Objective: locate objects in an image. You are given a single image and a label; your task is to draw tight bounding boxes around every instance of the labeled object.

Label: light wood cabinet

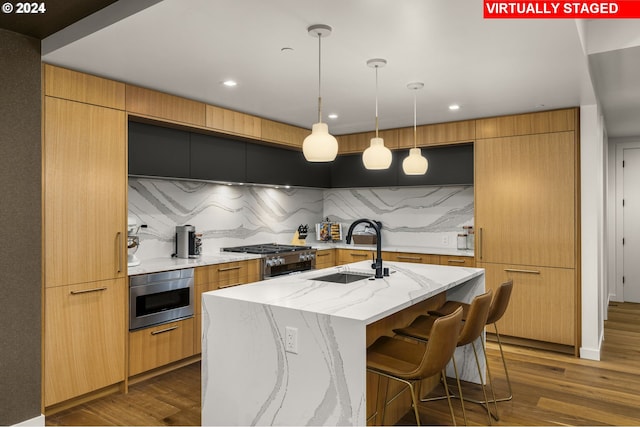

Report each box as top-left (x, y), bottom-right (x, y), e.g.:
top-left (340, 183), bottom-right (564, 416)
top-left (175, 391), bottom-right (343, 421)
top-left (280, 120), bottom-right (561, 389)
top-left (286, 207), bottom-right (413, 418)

top-left (475, 108), bottom-right (577, 139)
top-left (475, 111), bottom-right (579, 349)
top-left (383, 251), bottom-right (440, 264)
top-left (44, 97), bottom-right (127, 288)
top-left (261, 119), bottom-right (308, 148)
top-left (44, 64), bottom-right (125, 109)
top-left (337, 129), bottom-right (399, 154)
top-left (126, 84), bottom-right (206, 126)
top-left (193, 259), bottom-right (261, 353)
top-left (475, 132), bottom-right (576, 268)
top-left (397, 120), bottom-right (475, 148)
top-left (205, 104), bottom-right (261, 138)
top-left (315, 249), bottom-right (336, 269)
top-left (439, 255), bottom-right (475, 267)
top-left (44, 278), bottom-right (126, 407)
top-left (129, 318), bottom-right (195, 376)
top-left (478, 263), bottom-right (576, 346)
top-left (336, 248), bottom-right (375, 265)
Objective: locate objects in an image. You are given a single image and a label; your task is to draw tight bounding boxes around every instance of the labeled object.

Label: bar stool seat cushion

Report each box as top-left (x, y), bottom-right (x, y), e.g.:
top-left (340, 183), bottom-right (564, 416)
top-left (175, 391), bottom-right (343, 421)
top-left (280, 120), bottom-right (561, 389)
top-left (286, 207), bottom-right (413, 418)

top-left (367, 336), bottom-right (427, 379)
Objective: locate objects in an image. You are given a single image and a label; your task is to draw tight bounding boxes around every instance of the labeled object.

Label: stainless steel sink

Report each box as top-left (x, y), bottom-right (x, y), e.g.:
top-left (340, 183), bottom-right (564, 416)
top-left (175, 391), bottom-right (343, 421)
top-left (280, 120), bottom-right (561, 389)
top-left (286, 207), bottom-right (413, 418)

top-left (311, 271), bottom-right (373, 284)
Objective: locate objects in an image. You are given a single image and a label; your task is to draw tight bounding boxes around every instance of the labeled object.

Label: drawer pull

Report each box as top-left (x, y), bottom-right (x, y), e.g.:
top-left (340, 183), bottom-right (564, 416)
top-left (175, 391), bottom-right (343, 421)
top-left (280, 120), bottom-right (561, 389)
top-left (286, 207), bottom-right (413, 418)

top-left (350, 253), bottom-right (368, 257)
top-left (317, 252), bottom-right (330, 257)
top-left (397, 255), bottom-right (422, 261)
top-left (504, 268), bottom-right (541, 275)
top-left (219, 282), bottom-right (242, 289)
top-left (447, 259), bottom-right (466, 264)
top-left (218, 266), bottom-right (242, 272)
top-left (151, 326), bottom-right (178, 335)
top-left (70, 287), bottom-right (107, 295)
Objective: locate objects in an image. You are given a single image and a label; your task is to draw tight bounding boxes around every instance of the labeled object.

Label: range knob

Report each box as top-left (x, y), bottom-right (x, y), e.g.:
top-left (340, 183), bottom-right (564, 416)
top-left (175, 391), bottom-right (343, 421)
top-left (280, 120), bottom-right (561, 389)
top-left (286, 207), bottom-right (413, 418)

top-left (266, 258), bottom-right (277, 267)
top-left (299, 253), bottom-right (308, 261)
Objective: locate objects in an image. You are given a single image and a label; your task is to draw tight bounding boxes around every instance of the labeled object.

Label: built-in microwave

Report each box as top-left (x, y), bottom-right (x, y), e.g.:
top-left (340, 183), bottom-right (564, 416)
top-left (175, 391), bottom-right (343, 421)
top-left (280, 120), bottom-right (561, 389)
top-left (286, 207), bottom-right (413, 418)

top-left (129, 268), bottom-right (194, 330)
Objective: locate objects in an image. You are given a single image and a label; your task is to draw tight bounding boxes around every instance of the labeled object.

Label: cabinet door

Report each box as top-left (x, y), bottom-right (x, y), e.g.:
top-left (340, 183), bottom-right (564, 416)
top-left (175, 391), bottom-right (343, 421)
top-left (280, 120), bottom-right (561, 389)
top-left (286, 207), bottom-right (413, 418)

top-left (128, 121), bottom-right (190, 178)
top-left (475, 132), bottom-right (576, 268)
top-left (315, 249), bottom-right (336, 269)
top-left (129, 317), bottom-right (195, 376)
top-left (190, 132), bottom-right (246, 182)
top-left (44, 278), bottom-right (126, 406)
top-left (44, 97), bottom-right (126, 287)
top-left (478, 262), bottom-right (575, 346)
top-left (337, 249), bottom-right (375, 265)
top-left (384, 252), bottom-right (440, 264)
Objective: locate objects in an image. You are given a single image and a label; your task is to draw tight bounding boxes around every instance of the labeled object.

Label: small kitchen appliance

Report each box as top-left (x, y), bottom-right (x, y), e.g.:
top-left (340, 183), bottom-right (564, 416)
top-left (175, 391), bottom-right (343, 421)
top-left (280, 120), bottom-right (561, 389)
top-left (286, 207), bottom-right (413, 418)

top-left (222, 243), bottom-right (316, 279)
top-left (127, 216), bottom-right (141, 267)
top-left (175, 225), bottom-right (202, 259)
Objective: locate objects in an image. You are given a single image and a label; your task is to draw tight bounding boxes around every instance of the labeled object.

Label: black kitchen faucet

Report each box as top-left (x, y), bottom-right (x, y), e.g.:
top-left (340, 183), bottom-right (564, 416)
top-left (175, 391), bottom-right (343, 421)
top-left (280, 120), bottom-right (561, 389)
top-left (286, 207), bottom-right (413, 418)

top-left (345, 218), bottom-right (387, 279)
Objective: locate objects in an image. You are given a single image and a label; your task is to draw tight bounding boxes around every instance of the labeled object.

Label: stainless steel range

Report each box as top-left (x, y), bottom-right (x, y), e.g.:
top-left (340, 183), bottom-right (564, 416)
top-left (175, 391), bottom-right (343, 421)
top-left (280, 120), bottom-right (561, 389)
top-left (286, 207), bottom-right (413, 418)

top-left (222, 243), bottom-right (316, 278)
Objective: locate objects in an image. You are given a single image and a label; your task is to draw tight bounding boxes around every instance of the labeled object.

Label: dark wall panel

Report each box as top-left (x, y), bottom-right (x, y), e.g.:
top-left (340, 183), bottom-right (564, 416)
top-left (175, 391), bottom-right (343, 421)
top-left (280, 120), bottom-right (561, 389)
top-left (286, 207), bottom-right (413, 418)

top-left (396, 144), bottom-right (474, 186)
top-left (0, 29), bottom-right (42, 425)
top-left (129, 121), bottom-right (190, 178)
top-left (190, 133), bottom-right (246, 182)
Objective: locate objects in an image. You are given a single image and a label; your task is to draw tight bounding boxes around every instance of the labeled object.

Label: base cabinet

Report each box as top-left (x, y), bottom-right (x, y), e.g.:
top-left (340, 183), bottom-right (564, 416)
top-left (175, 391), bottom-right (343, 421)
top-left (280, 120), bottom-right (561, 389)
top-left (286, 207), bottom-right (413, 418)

top-left (44, 278), bottom-right (126, 407)
top-left (315, 249), bottom-right (336, 269)
top-left (129, 318), bottom-right (195, 376)
top-left (478, 262), bottom-right (576, 346)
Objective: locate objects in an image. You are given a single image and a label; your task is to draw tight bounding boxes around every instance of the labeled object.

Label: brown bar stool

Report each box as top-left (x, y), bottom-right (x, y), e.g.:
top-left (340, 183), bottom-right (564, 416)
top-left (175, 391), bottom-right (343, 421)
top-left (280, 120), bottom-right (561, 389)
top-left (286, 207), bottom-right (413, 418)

top-left (430, 280), bottom-right (514, 403)
top-left (367, 307), bottom-right (464, 426)
top-left (394, 289), bottom-right (495, 425)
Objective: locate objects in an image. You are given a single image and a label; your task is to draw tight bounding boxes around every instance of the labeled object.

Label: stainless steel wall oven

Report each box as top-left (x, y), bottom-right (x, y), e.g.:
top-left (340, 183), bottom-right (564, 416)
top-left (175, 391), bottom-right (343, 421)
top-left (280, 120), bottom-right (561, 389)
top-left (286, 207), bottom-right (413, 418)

top-left (129, 268), bottom-right (194, 330)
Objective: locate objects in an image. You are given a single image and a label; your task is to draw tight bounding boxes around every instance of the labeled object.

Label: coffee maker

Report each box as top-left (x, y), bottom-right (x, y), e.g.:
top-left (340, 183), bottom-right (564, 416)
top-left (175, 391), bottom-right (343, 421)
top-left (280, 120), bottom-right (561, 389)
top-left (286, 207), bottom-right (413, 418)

top-left (175, 225), bottom-right (202, 258)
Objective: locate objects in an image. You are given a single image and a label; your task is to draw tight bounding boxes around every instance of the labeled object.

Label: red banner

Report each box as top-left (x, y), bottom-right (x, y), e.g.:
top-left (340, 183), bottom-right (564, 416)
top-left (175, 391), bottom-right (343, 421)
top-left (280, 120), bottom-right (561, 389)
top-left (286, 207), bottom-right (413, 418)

top-left (484, 1), bottom-right (640, 18)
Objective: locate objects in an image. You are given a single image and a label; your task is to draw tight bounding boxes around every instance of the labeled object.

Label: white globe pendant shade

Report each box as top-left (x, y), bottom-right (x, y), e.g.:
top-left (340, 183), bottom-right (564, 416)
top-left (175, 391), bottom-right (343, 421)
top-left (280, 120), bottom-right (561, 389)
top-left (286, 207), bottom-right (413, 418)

top-left (362, 137), bottom-right (392, 170)
top-left (303, 122), bottom-right (338, 162)
top-left (402, 147), bottom-right (429, 175)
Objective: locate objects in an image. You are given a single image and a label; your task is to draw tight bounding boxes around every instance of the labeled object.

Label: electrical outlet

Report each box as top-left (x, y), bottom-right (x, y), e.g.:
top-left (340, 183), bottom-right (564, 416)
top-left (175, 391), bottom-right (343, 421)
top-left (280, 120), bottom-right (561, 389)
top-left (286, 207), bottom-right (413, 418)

top-left (442, 236), bottom-right (449, 246)
top-left (285, 326), bottom-right (298, 354)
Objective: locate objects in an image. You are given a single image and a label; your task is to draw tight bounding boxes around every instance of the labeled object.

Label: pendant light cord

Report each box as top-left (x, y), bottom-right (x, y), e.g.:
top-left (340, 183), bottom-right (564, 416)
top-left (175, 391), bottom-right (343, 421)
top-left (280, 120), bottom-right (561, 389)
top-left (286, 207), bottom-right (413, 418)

top-left (317, 33), bottom-right (323, 124)
top-left (413, 89), bottom-right (417, 149)
top-left (375, 65), bottom-right (379, 138)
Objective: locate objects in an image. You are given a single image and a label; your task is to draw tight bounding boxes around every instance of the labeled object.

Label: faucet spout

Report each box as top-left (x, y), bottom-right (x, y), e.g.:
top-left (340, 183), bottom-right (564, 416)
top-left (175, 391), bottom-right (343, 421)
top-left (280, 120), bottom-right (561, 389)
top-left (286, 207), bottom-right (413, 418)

top-left (345, 218), bottom-right (384, 279)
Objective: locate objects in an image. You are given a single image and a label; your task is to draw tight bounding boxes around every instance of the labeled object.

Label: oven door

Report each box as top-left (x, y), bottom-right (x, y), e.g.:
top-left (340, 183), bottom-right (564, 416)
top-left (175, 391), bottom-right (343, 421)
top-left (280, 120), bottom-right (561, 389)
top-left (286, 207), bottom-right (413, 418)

top-left (129, 269), bottom-right (194, 330)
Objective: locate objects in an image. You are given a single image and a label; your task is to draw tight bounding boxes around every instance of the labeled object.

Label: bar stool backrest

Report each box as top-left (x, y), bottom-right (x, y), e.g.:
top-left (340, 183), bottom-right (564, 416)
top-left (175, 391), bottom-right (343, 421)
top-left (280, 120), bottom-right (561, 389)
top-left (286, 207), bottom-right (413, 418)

top-left (412, 307), bottom-right (464, 380)
top-left (486, 280), bottom-right (513, 325)
top-left (457, 289), bottom-right (493, 346)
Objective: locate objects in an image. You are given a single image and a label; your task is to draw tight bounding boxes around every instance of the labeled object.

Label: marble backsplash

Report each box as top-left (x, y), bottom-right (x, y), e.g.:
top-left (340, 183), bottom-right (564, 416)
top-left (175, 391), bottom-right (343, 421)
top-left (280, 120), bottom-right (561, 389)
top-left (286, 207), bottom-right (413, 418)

top-left (128, 177), bottom-right (474, 260)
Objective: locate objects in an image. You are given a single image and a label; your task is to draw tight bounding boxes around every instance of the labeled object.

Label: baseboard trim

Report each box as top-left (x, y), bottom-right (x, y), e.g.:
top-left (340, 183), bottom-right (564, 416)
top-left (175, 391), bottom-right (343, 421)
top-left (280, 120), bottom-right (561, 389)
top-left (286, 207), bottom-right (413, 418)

top-left (14, 414), bottom-right (44, 426)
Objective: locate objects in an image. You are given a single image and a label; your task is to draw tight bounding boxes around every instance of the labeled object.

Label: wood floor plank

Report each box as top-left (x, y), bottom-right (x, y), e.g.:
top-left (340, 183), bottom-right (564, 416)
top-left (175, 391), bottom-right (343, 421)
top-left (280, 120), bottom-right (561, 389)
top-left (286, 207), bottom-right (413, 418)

top-left (46, 302), bottom-right (640, 426)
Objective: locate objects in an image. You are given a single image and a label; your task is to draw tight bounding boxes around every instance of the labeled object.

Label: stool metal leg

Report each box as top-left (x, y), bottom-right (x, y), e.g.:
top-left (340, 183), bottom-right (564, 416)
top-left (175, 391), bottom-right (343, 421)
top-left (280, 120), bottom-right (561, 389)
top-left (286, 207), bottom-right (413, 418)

top-left (471, 341), bottom-right (493, 425)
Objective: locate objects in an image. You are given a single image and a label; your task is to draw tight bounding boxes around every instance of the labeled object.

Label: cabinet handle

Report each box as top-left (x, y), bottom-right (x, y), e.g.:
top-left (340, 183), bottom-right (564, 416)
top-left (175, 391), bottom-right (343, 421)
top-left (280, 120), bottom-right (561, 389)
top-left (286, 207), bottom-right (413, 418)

top-left (317, 252), bottom-right (330, 257)
top-left (350, 253), bottom-right (368, 257)
top-left (219, 282), bottom-right (242, 289)
top-left (116, 231), bottom-right (123, 273)
top-left (504, 268), bottom-right (541, 275)
top-left (397, 256), bottom-right (422, 261)
top-left (478, 228), bottom-right (483, 260)
top-left (447, 259), bottom-right (466, 264)
top-left (218, 266), bottom-right (242, 272)
top-left (70, 287), bottom-right (107, 295)
top-left (151, 326), bottom-right (178, 335)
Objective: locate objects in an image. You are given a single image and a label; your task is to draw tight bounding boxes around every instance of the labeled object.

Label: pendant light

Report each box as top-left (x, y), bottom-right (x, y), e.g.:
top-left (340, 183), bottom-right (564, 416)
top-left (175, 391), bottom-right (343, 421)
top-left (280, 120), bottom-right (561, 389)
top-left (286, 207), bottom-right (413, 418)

top-left (402, 82), bottom-right (429, 175)
top-left (303, 24), bottom-right (338, 162)
top-left (362, 58), bottom-right (392, 170)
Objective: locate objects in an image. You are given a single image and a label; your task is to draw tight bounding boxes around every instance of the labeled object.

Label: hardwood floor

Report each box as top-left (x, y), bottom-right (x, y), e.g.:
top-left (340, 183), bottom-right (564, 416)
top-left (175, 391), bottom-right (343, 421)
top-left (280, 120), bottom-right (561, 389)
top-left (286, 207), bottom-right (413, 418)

top-left (46, 302), bottom-right (640, 426)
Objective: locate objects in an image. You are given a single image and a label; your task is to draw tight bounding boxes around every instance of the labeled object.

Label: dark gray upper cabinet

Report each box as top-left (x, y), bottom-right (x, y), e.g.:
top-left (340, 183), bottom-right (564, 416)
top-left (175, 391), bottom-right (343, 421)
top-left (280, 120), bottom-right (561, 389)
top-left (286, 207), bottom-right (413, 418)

top-left (128, 121), bottom-right (472, 187)
top-left (396, 144), bottom-right (474, 186)
top-left (190, 133), bottom-right (246, 182)
top-left (330, 152), bottom-right (401, 188)
top-left (128, 122), bottom-right (190, 178)
top-left (245, 143), bottom-right (331, 188)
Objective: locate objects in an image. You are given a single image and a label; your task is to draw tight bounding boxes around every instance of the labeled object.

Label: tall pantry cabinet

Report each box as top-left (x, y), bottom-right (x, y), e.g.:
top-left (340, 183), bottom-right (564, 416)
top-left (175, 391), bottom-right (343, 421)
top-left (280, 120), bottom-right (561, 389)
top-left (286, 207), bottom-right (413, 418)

top-left (474, 108), bottom-right (580, 351)
top-left (42, 65), bottom-right (127, 408)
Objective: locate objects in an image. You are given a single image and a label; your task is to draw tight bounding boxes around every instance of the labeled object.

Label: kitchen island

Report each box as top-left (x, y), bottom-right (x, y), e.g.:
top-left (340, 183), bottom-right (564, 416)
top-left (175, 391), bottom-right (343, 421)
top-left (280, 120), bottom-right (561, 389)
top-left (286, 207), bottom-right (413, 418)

top-left (201, 260), bottom-right (485, 426)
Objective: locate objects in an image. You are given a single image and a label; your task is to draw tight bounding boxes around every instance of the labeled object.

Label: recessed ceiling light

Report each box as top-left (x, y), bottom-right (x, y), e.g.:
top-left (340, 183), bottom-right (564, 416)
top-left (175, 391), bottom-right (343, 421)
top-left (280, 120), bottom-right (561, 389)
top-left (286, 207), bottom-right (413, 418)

top-left (222, 80), bottom-right (237, 87)
top-left (328, 113), bottom-right (338, 119)
top-left (449, 104), bottom-right (460, 111)
top-left (281, 47), bottom-right (294, 53)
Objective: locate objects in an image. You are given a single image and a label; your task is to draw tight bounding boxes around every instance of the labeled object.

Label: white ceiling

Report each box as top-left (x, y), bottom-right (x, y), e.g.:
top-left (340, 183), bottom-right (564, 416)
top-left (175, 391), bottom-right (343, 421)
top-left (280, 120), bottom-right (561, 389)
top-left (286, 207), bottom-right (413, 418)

top-left (42, 0), bottom-right (639, 138)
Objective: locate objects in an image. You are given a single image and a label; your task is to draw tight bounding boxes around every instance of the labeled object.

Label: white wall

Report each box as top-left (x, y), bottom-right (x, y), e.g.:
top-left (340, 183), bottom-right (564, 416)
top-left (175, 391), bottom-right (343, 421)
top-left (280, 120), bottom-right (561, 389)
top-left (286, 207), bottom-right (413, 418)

top-left (580, 104), bottom-right (607, 360)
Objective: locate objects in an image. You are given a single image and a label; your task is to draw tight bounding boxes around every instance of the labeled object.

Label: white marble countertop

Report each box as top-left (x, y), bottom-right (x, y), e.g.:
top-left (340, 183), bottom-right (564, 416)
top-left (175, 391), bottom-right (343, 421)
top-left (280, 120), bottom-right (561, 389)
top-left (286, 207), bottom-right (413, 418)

top-left (127, 252), bottom-right (262, 276)
top-left (128, 244), bottom-right (473, 276)
top-left (205, 260), bottom-right (484, 324)
top-left (314, 242), bottom-right (474, 257)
